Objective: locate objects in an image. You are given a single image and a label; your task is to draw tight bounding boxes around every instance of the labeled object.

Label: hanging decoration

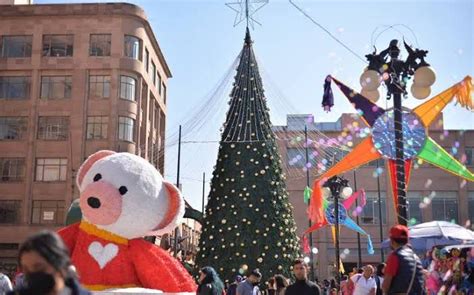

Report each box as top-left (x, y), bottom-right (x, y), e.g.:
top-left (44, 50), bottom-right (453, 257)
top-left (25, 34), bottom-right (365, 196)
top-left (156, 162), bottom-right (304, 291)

top-left (312, 75), bottom-right (473, 218)
top-left (303, 189), bottom-right (374, 255)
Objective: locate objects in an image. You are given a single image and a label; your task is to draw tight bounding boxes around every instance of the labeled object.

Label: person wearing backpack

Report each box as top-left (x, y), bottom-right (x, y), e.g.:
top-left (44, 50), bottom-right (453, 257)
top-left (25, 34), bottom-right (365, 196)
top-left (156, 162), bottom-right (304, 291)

top-left (382, 225), bottom-right (425, 295)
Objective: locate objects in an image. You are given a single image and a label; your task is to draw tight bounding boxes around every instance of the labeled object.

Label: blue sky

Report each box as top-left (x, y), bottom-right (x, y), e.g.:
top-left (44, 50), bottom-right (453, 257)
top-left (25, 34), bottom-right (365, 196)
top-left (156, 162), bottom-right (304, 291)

top-left (38, 0), bottom-right (473, 209)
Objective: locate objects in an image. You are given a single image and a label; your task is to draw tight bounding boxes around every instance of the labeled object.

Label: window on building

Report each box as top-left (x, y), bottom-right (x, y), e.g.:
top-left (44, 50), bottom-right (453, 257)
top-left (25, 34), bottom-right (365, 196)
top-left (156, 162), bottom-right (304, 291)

top-left (31, 200), bottom-right (65, 225)
top-left (120, 75), bottom-right (136, 101)
top-left (0, 76), bottom-right (30, 100)
top-left (89, 75), bottom-right (110, 99)
top-left (145, 48), bottom-right (149, 72)
top-left (466, 147), bottom-right (473, 166)
top-left (469, 191), bottom-right (474, 226)
top-left (361, 191), bottom-right (387, 224)
top-left (0, 117), bottom-right (27, 140)
top-left (157, 72), bottom-right (162, 94)
top-left (35, 158), bottom-right (67, 182)
top-left (154, 105), bottom-right (159, 130)
top-left (37, 117), bottom-right (69, 140)
top-left (1, 35), bottom-right (32, 58)
top-left (407, 192), bottom-right (424, 224)
top-left (124, 35), bottom-right (141, 60)
top-left (42, 35), bottom-right (73, 57)
top-left (287, 147), bottom-right (329, 168)
top-left (0, 201), bottom-right (21, 224)
top-left (431, 191), bottom-right (458, 223)
top-left (287, 148), bottom-right (306, 168)
top-left (0, 158), bottom-right (25, 182)
top-left (89, 34), bottom-right (111, 56)
top-left (162, 83), bottom-right (167, 104)
top-left (148, 141), bottom-right (153, 163)
top-left (40, 76), bottom-right (72, 99)
top-left (118, 117), bottom-right (135, 142)
top-left (86, 116), bottom-right (108, 140)
top-left (151, 61), bottom-right (156, 86)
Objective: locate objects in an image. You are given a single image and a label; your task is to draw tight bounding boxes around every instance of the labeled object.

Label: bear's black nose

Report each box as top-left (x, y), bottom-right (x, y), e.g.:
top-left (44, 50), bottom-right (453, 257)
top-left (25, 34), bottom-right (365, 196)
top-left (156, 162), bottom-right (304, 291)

top-left (87, 197), bottom-right (101, 209)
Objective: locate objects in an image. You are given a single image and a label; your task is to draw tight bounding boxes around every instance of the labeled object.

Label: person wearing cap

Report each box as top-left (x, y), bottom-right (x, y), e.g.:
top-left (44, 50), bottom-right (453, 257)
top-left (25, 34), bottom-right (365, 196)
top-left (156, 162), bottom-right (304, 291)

top-left (227, 275), bottom-right (243, 295)
top-left (382, 225), bottom-right (425, 294)
top-left (237, 269), bottom-right (262, 295)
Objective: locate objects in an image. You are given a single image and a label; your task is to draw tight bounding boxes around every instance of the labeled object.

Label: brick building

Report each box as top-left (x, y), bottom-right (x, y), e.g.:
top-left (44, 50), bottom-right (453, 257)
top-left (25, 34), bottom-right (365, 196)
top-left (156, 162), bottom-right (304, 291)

top-left (274, 113), bottom-right (474, 279)
top-left (0, 2), bottom-right (171, 271)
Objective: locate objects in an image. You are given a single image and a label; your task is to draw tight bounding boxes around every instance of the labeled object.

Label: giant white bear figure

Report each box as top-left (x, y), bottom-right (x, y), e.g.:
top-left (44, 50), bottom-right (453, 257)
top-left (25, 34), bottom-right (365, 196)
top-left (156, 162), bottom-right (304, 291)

top-left (58, 150), bottom-right (196, 292)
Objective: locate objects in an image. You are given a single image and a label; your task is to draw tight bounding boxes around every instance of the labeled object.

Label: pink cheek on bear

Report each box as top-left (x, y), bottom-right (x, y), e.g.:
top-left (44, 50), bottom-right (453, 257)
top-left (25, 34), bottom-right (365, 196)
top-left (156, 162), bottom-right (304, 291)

top-left (80, 181), bottom-right (123, 225)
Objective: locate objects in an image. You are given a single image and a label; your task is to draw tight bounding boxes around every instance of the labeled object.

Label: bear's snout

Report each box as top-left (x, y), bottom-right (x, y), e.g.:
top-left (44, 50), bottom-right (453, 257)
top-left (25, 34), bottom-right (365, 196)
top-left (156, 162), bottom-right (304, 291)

top-left (87, 197), bottom-right (101, 209)
top-left (80, 180), bottom-right (123, 225)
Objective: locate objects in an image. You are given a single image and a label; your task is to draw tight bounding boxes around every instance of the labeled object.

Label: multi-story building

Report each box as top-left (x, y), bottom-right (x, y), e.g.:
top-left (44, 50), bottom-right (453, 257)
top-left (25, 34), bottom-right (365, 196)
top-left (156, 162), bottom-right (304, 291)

top-left (274, 113), bottom-right (474, 279)
top-left (0, 2), bottom-right (171, 272)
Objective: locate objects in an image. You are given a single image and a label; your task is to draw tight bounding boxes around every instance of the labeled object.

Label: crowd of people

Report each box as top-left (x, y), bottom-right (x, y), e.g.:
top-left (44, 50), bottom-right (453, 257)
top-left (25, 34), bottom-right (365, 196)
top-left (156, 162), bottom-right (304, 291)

top-left (1, 224), bottom-right (473, 295)
top-left (196, 258), bottom-right (321, 295)
top-left (193, 225), bottom-right (473, 295)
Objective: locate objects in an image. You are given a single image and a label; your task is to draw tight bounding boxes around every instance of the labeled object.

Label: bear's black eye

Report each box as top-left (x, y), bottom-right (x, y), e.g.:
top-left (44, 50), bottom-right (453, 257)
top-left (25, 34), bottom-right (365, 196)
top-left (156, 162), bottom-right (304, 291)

top-left (119, 186), bottom-right (128, 195)
top-left (93, 174), bottom-right (102, 182)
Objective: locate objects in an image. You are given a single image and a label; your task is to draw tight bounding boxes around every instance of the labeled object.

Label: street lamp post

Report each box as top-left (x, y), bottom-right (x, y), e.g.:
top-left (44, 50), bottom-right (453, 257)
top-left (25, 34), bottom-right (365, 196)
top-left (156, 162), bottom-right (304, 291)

top-left (324, 175), bottom-right (351, 289)
top-left (363, 39), bottom-right (434, 225)
top-left (304, 125), bottom-right (316, 281)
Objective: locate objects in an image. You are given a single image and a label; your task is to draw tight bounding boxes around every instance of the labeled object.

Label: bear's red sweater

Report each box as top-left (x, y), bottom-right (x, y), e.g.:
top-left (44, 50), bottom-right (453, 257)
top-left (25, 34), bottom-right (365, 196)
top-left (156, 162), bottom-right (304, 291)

top-left (58, 221), bottom-right (197, 292)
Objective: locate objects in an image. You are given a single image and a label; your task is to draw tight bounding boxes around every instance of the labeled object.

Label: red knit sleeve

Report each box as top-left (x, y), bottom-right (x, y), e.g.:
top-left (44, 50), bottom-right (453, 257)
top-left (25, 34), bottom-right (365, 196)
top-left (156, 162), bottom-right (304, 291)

top-left (129, 239), bottom-right (197, 292)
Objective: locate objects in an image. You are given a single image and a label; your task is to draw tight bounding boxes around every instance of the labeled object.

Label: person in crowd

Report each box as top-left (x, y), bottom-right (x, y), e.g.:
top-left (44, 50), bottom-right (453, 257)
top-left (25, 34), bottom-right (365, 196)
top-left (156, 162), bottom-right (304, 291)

top-left (329, 279), bottom-right (337, 291)
top-left (182, 251), bottom-right (195, 274)
top-left (374, 263), bottom-right (385, 295)
top-left (228, 275), bottom-right (243, 295)
top-left (382, 225), bottom-right (425, 295)
top-left (340, 274), bottom-right (349, 295)
top-left (7, 230), bottom-right (89, 295)
top-left (348, 265), bottom-right (376, 295)
top-left (13, 272), bottom-right (23, 289)
top-left (0, 265), bottom-right (13, 295)
top-left (285, 258), bottom-right (321, 295)
top-left (274, 274), bottom-right (288, 295)
top-left (197, 266), bottom-right (225, 295)
top-left (322, 279), bottom-right (330, 295)
top-left (265, 277), bottom-right (276, 295)
top-left (237, 269), bottom-right (262, 295)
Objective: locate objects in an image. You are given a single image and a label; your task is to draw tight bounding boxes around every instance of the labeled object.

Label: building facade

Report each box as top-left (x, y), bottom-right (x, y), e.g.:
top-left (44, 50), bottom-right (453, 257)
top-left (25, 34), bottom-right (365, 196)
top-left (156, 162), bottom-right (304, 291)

top-left (274, 113), bottom-right (474, 279)
top-left (0, 2), bottom-right (171, 272)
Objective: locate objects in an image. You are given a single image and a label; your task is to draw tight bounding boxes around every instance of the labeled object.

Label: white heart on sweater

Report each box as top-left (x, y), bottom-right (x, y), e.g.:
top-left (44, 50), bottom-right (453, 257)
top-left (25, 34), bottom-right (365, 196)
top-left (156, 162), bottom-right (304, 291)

top-left (87, 241), bottom-right (119, 269)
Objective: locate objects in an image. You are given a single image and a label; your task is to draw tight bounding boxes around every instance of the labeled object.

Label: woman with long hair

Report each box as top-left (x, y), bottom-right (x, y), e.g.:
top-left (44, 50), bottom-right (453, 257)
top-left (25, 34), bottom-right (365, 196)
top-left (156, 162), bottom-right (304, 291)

top-left (197, 266), bottom-right (225, 295)
top-left (273, 274), bottom-right (288, 295)
top-left (375, 263), bottom-right (385, 295)
top-left (8, 230), bottom-right (90, 295)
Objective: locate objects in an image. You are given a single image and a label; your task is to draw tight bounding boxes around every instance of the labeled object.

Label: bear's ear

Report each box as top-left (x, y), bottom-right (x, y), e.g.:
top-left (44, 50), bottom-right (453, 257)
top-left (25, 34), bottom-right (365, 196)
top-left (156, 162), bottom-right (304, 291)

top-left (150, 180), bottom-right (184, 235)
top-left (77, 150), bottom-right (115, 190)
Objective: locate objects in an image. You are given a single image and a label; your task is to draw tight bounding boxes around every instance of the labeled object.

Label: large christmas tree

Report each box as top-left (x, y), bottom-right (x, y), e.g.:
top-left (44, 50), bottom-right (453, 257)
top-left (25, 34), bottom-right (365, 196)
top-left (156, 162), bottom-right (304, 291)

top-left (196, 29), bottom-right (300, 281)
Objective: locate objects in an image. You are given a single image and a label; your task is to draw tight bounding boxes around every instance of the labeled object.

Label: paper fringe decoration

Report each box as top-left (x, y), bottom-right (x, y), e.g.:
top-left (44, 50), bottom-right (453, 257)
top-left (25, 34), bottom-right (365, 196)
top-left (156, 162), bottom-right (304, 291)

top-left (322, 75), bottom-right (334, 112)
top-left (367, 235), bottom-right (374, 255)
top-left (302, 235), bottom-right (310, 254)
top-left (304, 186), bottom-right (312, 204)
top-left (307, 180), bottom-right (324, 224)
top-left (454, 76), bottom-right (473, 110)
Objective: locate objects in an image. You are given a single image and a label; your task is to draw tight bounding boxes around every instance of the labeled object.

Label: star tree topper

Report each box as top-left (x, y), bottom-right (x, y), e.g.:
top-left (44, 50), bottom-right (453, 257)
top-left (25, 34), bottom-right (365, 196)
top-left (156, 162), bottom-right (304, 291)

top-left (226, 0), bottom-right (269, 29)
